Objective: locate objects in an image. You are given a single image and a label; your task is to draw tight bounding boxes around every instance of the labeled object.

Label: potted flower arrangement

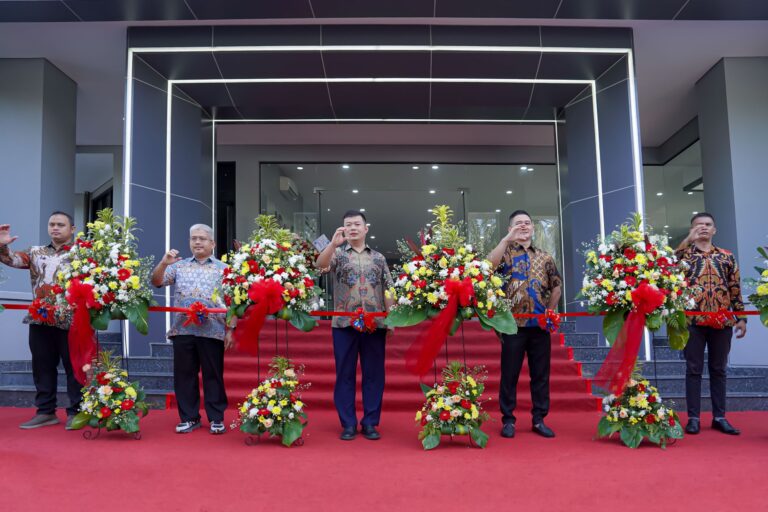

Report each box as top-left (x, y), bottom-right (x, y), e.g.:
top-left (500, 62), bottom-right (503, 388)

top-left (747, 245), bottom-right (768, 326)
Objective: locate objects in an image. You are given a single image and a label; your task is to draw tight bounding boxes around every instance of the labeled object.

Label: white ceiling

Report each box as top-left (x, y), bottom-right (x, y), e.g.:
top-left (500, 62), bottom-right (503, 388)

top-left (0, 19), bottom-right (766, 147)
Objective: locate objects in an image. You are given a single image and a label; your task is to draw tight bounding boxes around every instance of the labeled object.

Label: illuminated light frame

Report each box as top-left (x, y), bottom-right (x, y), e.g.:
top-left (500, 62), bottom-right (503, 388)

top-left (123, 44), bottom-right (646, 359)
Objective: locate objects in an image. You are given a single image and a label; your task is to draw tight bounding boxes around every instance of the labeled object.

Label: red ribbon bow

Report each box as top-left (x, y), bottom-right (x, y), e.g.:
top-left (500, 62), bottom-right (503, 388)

top-left (235, 279), bottom-right (286, 356)
top-left (28, 298), bottom-right (57, 326)
top-left (182, 301), bottom-right (209, 327)
top-left (594, 282), bottom-right (666, 395)
top-left (352, 307), bottom-right (378, 333)
top-left (537, 309), bottom-right (561, 333)
top-left (65, 279), bottom-right (98, 384)
top-left (406, 277), bottom-right (476, 377)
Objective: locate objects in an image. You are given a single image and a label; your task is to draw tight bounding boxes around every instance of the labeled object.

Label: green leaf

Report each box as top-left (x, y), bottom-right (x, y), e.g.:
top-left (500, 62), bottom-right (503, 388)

top-left (420, 382), bottom-right (434, 396)
top-left (90, 308), bottom-right (111, 331)
top-left (289, 310), bottom-right (317, 332)
top-left (240, 421), bottom-right (260, 435)
top-left (125, 301), bottom-right (149, 335)
top-left (619, 427), bottom-right (643, 449)
top-left (70, 412), bottom-right (92, 430)
top-left (760, 308), bottom-right (768, 327)
top-left (667, 323), bottom-right (689, 351)
top-left (603, 309), bottom-right (627, 345)
top-left (469, 427), bottom-right (488, 448)
top-left (0, 304), bottom-right (5, 313)
top-left (422, 431), bottom-right (441, 450)
top-left (448, 315), bottom-right (462, 336)
top-left (281, 419), bottom-right (304, 447)
top-left (758, 246), bottom-right (768, 260)
top-left (384, 307), bottom-right (427, 328)
top-left (645, 312), bottom-right (663, 331)
top-left (597, 417), bottom-right (615, 438)
top-left (477, 309), bottom-right (518, 335)
top-left (648, 429), bottom-right (662, 445)
top-left (121, 413), bottom-right (140, 433)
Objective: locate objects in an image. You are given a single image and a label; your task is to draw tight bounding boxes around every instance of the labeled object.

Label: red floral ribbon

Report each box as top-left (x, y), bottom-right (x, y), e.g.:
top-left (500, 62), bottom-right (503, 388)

top-left (537, 309), bottom-right (561, 333)
top-left (65, 279), bottom-right (98, 384)
top-left (351, 307), bottom-right (379, 333)
top-left (28, 299), bottom-right (57, 326)
top-left (695, 309), bottom-right (737, 329)
top-left (182, 301), bottom-right (210, 327)
top-left (405, 277), bottom-right (476, 377)
top-left (235, 280), bottom-right (285, 356)
top-left (594, 282), bottom-right (667, 395)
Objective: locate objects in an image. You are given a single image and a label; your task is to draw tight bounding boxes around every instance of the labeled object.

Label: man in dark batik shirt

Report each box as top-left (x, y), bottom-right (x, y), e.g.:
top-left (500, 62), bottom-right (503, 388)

top-left (316, 210), bottom-right (394, 441)
top-left (488, 210), bottom-right (561, 439)
top-left (675, 212), bottom-right (746, 436)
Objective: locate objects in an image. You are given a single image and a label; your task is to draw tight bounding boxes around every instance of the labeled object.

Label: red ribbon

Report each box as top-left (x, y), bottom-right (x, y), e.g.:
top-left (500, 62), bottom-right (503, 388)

top-left (405, 278), bottom-right (476, 377)
top-left (594, 282), bottom-right (666, 395)
top-left (64, 279), bottom-right (98, 384)
top-left (696, 309), bottom-right (737, 329)
top-left (352, 307), bottom-right (379, 333)
top-left (28, 299), bottom-right (57, 326)
top-left (182, 301), bottom-right (209, 327)
top-left (537, 309), bottom-right (561, 333)
top-left (235, 279), bottom-right (286, 356)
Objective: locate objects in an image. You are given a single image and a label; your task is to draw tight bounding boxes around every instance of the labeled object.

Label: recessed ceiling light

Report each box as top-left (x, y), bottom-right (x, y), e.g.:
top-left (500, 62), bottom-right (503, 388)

top-left (687, 192), bottom-right (693, 195)
top-left (370, 236), bottom-right (376, 239)
top-left (352, 189), bottom-right (359, 194)
top-left (327, 208), bottom-right (331, 212)
top-left (527, 167), bottom-right (534, 172)
top-left (506, 190), bottom-right (513, 195)
top-left (656, 192), bottom-right (663, 196)
top-left (480, 236), bottom-right (485, 239)
top-left (426, 223), bottom-right (431, 226)
top-left (520, 166), bottom-right (528, 171)
top-left (431, 165), bottom-right (439, 170)
top-left (359, 208), bottom-right (366, 212)
top-left (495, 209), bottom-right (501, 213)
top-left (429, 190), bottom-right (436, 194)
top-left (427, 209), bottom-right (433, 213)
top-left (296, 166), bottom-right (303, 170)
top-left (664, 225), bottom-right (669, 228)
top-left (366, 223), bottom-right (370, 227)
top-left (342, 164), bottom-right (350, 169)
top-left (486, 223), bottom-right (493, 227)
top-left (412, 165), bottom-right (420, 170)
top-left (692, 211), bottom-right (698, 215)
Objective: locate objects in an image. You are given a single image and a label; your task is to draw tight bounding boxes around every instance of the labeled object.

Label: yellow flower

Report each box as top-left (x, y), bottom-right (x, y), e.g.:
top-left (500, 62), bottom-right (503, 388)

top-left (586, 251), bottom-right (597, 264)
top-left (634, 254), bottom-right (647, 265)
top-left (282, 242), bottom-right (291, 249)
top-left (241, 262), bottom-right (249, 275)
top-left (478, 281), bottom-right (487, 289)
top-left (71, 260), bottom-right (81, 270)
top-left (221, 254), bottom-right (228, 263)
top-left (438, 257), bottom-right (448, 269)
top-left (600, 279), bottom-right (614, 292)
top-left (421, 245), bottom-right (436, 256)
top-left (95, 240), bottom-right (105, 250)
top-left (625, 291), bottom-right (632, 301)
top-left (476, 302), bottom-right (484, 309)
top-left (490, 276), bottom-right (502, 287)
top-left (294, 400), bottom-right (303, 409)
top-left (125, 387), bottom-right (137, 398)
top-left (403, 263), bottom-right (411, 274)
top-left (426, 293), bottom-right (438, 304)
top-left (128, 275), bottom-right (141, 289)
top-left (464, 413), bottom-right (471, 420)
top-left (762, 269), bottom-right (768, 277)
top-left (271, 406), bottom-right (282, 415)
top-left (758, 283), bottom-right (768, 296)
top-left (467, 376), bottom-right (476, 387)
top-left (108, 281), bottom-right (118, 290)
top-left (415, 411), bottom-right (422, 421)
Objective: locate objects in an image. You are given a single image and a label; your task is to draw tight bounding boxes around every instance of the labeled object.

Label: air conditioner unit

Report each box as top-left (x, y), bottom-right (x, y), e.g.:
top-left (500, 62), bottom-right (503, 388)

top-left (279, 176), bottom-right (300, 200)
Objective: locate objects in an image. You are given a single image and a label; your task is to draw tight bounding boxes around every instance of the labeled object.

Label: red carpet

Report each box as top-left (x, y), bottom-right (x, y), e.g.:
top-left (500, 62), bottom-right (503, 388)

top-left (169, 319), bottom-right (599, 415)
top-left (1, 407), bottom-right (767, 511)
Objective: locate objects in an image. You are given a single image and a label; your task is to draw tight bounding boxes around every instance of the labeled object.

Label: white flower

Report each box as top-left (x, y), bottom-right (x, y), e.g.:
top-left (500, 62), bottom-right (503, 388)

top-left (284, 369), bottom-right (296, 378)
top-left (450, 409), bottom-right (461, 418)
top-left (288, 412), bottom-right (295, 419)
top-left (263, 418), bottom-right (274, 428)
top-left (248, 408), bottom-right (259, 418)
top-left (97, 385), bottom-right (113, 396)
top-left (619, 409), bottom-right (628, 418)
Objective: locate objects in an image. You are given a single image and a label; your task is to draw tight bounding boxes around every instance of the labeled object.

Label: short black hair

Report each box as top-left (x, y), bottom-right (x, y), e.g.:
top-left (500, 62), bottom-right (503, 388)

top-left (508, 210), bottom-right (532, 224)
top-left (691, 212), bottom-right (715, 225)
top-left (49, 211), bottom-right (74, 226)
top-left (342, 209), bottom-right (367, 223)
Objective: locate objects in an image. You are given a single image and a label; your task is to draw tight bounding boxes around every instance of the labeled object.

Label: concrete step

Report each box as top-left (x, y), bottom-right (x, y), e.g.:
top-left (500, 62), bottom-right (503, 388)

top-left (571, 345), bottom-right (682, 361)
top-left (0, 370), bottom-right (175, 391)
top-left (0, 385), bottom-right (169, 409)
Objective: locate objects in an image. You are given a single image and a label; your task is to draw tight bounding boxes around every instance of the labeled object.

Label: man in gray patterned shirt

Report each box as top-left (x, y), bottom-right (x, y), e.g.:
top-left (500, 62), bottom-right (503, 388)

top-left (152, 223), bottom-right (230, 435)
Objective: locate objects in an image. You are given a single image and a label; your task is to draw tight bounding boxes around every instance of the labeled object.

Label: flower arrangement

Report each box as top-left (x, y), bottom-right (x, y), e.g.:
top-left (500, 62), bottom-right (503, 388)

top-left (233, 356), bottom-right (308, 447)
top-left (747, 245), bottom-right (768, 327)
top-left (220, 216), bottom-right (321, 349)
top-left (385, 205), bottom-right (516, 331)
top-left (415, 361), bottom-right (490, 450)
top-left (52, 208), bottom-right (154, 333)
top-left (69, 351), bottom-right (149, 435)
top-left (580, 213), bottom-right (693, 350)
top-left (597, 370), bottom-right (683, 449)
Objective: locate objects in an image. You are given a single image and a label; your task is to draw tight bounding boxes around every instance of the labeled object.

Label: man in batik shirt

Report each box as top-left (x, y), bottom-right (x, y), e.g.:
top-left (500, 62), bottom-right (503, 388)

top-left (152, 224), bottom-right (230, 435)
top-left (675, 212), bottom-right (746, 436)
top-left (488, 210), bottom-right (561, 439)
top-left (0, 212), bottom-right (80, 429)
top-left (316, 210), bottom-right (394, 441)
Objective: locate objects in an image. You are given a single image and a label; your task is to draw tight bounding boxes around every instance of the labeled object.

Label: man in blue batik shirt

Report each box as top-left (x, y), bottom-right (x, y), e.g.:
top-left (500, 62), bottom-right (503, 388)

top-left (152, 224), bottom-right (230, 435)
top-left (488, 210), bottom-right (562, 440)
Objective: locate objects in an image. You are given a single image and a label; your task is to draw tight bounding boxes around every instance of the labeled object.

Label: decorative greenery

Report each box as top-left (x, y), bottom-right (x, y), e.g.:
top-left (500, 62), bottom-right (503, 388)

top-left (69, 350), bottom-right (149, 434)
top-left (579, 213), bottom-right (693, 349)
top-left (747, 245), bottom-right (768, 327)
top-left (233, 356), bottom-right (309, 447)
top-left (597, 366), bottom-right (683, 449)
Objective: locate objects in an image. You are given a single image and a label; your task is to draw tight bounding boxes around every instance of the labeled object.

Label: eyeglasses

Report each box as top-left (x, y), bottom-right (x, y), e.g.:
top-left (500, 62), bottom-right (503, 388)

top-left (190, 237), bottom-right (212, 242)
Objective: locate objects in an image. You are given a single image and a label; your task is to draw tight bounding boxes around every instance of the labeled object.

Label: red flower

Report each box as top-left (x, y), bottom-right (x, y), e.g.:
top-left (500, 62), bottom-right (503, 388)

top-left (289, 393), bottom-right (297, 403)
top-left (257, 409), bottom-right (270, 417)
top-left (439, 410), bottom-right (451, 421)
top-left (304, 277), bottom-right (315, 288)
top-left (637, 383), bottom-right (645, 392)
top-left (624, 275), bottom-right (637, 287)
top-left (102, 292), bottom-right (115, 305)
top-left (247, 260), bottom-right (260, 274)
top-left (236, 276), bottom-right (247, 284)
top-left (487, 309), bottom-right (495, 319)
top-left (648, 395), bottom-right (657, 403)
top-left (605, 292), bottom-right (618, 306)
top-left (52, 284), bottom-right (64, 295)
top-left (599, 254), bottom-right (612, 262)
top-left (447, 381), bottom-right (460, 394)
top-left (100, 406), bottom-right (112, 418)
top-left (625, 265), bottom-right (638, 274)
top-left (121, 399), bottom-right (135, 410)
top-left (421, 417), bottom-right (428, 426)
top-left (96, 372), bottom-right (110, 385)
top-left (443, 248), bottom-right (455, 256)
top-left (112, 386), bottom-right (123, 394)
top-left (645, 414), bottom-right (656, 424)
top-left (460, 399), bottom-right (472, 409)
top-left (668, 417), bottom-right (676, 427)
top-left (623, 248), bottom-right (637, 260)
top-left (61, 244), bottom-right (71, 252)
top-left (117, 268), bottom-right (132, 281)
top-left (224, 295), bottom-right (232, 306)
top-left (223, 267), bottom-right (231, 276)
top-left (645, 243), bottom-right (653, 252)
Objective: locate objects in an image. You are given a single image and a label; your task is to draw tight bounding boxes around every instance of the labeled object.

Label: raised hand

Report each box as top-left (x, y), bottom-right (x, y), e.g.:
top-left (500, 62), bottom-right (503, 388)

top-left (161, 249), bottom-right (181, 266)
top-left (0, 224), bottom-right (18, 246)
top-left (331, 227), bottom-right (346, 248)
